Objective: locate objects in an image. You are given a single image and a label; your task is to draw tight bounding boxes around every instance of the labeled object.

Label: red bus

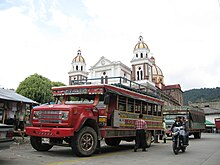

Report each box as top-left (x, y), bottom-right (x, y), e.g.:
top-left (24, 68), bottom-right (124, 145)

top-left (26, 77), bottom-right (164, 156)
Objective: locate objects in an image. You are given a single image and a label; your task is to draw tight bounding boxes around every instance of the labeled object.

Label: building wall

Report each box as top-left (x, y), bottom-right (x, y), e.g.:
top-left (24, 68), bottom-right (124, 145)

top-left (190, 101), bottom-right (220, 109)
top-left (163, 88), bottom-right (183, 106)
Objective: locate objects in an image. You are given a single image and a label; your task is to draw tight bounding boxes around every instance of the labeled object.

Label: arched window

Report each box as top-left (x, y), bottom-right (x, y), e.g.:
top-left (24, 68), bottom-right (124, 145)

top-left (140, 70), bottom-right (143, 80)
top-left (141, 53), bottom-right (143, 58)
top-left (136, 67), bottom-right (143, 80)
top-left (137, 71), bottom-right (140, 80)
top-left (76, 66), bottom-right (78, 71)
top-left (136, 54), bottom-right (138, 58)
top-left (81, 66), bottom-right (83, 71)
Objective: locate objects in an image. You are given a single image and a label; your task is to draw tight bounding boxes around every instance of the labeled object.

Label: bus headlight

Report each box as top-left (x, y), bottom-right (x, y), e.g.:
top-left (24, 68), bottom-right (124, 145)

top-left (61, 111), bottom-right (69, 120)
top-left (33, 111), bottom-right (40, 119)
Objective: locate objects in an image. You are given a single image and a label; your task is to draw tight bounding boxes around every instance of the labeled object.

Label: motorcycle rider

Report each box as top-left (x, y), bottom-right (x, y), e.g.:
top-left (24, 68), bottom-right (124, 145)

top-left (171, 116), bottom-right (187, 155)
top-left (181, 117), bottom-right (189, 145)
top-left (171, 116), bottom-right (183, 132)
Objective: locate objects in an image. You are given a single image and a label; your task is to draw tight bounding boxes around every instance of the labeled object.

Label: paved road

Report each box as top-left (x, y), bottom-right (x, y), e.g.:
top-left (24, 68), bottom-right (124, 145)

top-left (0, 133), bottom-right (220, 165)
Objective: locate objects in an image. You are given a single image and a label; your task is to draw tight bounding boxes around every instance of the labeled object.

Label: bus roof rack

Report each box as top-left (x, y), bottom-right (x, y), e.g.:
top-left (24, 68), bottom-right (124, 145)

top-left (71, 76), bottom-right (160, 99)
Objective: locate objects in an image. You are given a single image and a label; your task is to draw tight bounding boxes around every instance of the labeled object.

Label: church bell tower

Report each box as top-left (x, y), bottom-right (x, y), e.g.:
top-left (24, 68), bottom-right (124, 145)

top-left (131, 36), bottom-right (153, 84)
top-left (68, 49), bottom-right (89, 85)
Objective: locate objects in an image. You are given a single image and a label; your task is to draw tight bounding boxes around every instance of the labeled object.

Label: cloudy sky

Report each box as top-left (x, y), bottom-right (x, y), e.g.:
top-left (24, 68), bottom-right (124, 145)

top-left (0, 0), bottom-right (220, 91)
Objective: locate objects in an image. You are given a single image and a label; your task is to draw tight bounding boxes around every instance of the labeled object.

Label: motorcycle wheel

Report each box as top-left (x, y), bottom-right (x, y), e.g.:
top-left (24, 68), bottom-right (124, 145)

top-left (172, 141), bottom-right (179, 155)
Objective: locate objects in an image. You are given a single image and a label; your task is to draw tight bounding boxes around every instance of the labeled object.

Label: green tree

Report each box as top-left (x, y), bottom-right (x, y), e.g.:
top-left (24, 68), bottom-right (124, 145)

top-left (16, 74), bottom-right (54, 104)
top-left (51, 81), bottom-right (66, 87)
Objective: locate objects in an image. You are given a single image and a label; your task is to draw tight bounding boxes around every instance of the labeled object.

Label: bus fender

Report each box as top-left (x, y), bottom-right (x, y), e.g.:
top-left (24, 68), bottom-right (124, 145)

top-left (76, 118), bottom-right (101, 140)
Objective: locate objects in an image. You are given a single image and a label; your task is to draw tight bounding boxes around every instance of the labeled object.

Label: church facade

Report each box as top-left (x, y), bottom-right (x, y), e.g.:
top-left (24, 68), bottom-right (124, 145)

top-left (68, 36), bottom-right (183, 106)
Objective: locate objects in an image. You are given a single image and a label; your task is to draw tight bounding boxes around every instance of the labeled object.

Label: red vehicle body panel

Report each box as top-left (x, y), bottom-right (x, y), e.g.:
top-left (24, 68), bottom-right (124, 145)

top-left (215, 118), bottom-right (220, 130)
top-left (26, 126), bottom-right (74, 138)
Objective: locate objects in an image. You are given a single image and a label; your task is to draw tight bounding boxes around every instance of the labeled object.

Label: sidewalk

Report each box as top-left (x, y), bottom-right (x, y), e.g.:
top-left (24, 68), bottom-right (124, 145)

top-left (13, 135), bottom-right (30, 145)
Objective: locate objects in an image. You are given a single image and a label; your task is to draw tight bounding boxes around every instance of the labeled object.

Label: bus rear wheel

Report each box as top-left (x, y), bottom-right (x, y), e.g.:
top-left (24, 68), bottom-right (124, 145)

top-left (30, 136), bottom-right (53, 151)
top-left (105, 138), bottom-right (121, 146)
top-left (146, 131), bottom-right (152, 148)
top-left (71, 126), bottom-right (98, 157)
top-left (194, 132), bottom-right (201, 139)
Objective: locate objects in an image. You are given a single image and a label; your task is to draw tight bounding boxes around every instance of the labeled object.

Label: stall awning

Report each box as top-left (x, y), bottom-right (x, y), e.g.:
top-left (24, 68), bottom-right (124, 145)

top-left (0, 88), bottom-right (38, 104)
top-left (205, 120), bottom-right (215, 127)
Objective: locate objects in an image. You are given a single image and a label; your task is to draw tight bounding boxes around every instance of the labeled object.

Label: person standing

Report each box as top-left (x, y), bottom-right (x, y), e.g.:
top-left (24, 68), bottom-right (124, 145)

top-left (162, 119), bottom-right (167, 143)
top-left (134, 114), bottom-right (147, 152)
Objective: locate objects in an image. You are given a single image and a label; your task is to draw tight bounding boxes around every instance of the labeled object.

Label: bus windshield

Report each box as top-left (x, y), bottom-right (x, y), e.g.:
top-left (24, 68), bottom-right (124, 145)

top-left (164, 114), bottom-right (187, 121)
top-left (65, 94), bottom-right (96, 105)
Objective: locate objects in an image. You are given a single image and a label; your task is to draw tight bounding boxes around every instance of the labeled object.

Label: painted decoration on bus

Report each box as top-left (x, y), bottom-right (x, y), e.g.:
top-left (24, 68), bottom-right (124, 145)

top-left (53, 88), bottom-right (103, 96)
top-left (88, 88), bottom-right (104, 94)
top-left (114, 111), bottom-right (163, 130)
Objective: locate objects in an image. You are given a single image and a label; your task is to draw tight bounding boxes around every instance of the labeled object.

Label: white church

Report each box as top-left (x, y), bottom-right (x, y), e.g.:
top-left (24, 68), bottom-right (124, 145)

top-left (68, 35), bottom-right (183, 105)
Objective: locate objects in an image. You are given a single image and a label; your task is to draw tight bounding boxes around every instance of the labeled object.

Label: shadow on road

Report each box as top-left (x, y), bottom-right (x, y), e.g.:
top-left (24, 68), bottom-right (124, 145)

top-left (29, 143), bottom-right (137, 158)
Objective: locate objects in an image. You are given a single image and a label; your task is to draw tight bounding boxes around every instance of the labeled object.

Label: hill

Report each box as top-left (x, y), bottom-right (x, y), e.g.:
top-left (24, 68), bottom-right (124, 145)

top-left (183, 87), bottom-right (220, 105)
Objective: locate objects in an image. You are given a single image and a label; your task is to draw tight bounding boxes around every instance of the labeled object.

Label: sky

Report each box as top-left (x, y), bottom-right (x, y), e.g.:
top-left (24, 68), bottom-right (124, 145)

top-left (0, 0), bottom-right (220, 91)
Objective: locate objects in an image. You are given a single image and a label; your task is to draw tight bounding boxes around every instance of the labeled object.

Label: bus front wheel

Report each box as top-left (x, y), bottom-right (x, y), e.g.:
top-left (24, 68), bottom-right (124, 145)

top-left (30, 136), bottom-right (53, 151)
top-left (71, 126), bottom-right (98, 157)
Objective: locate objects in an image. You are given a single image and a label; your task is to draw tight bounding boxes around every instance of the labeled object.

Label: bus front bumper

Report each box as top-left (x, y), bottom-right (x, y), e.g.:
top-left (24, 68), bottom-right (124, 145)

top-left (26, 126), bottom-right (74, 138)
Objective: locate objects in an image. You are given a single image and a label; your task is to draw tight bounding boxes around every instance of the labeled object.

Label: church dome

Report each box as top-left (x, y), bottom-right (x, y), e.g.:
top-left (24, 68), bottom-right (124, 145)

top-left (133, 35), bottom-right (149, 52)
top-left (150, 56), bottom-right (164, 89)
top-left (152, 64), bottom-right (163, 76)
top-left (72, 50), bottom-right (85, 63)
top-left (151, 56), bottom-right (163, 76)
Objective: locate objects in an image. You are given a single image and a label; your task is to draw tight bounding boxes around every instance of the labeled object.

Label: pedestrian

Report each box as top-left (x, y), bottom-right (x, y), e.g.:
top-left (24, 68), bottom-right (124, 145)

top-left (162, 119), bottom-right (167, 143)
top-left (134, 114), bottom-right (147, 152)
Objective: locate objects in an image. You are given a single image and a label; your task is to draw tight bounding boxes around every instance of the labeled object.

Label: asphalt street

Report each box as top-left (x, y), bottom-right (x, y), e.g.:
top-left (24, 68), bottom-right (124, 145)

top-left (0, 133), bottom-right (220, 165)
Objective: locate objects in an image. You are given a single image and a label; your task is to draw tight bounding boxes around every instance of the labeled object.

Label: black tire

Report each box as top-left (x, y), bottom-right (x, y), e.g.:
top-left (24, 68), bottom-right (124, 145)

top-left (194, 132), bottom-right (201, 139)
top-left (30, 136), bottom-right (53, 151)
top-left (164, 138), bottom-right (167, 143)
top-left (72, 126), bottom-right (98, 157)
top-left (172, 141), bottom-right (179, 155)
top-left (182, 146), bottom-right (186, 152)
top-left (105, 138), bottom-right (121, 146)
top-left (146, 131), bottom-right (152, 148)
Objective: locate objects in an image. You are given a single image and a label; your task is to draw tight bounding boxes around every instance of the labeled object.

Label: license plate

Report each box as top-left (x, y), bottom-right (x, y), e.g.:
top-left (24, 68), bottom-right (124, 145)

top-left (42, 138), bottom-right (50, 144)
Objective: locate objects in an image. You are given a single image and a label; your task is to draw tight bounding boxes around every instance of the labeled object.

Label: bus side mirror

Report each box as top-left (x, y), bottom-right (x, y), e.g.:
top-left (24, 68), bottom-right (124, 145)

top-left (104, 94), bottom-right (110, 105)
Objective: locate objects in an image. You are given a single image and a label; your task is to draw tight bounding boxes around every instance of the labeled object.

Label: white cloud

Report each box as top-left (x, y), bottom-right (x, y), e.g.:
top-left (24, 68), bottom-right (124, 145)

top-left (0, 0), bottom-right (220, 92)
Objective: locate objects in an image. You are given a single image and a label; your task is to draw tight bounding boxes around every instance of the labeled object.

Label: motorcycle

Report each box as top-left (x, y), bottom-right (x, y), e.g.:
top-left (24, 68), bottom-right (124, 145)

top-left (172, 126), bottom-right (188, 155)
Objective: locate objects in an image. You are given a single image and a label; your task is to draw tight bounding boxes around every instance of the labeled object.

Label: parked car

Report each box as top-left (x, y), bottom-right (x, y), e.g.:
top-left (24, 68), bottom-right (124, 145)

top-left (0, 123), bottom-right (14, 150)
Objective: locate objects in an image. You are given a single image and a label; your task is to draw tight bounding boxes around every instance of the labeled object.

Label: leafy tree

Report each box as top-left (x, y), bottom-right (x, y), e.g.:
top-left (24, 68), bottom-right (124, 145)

top-left (16, 74), bottom-right (65, 104)
top-left (52, 81), bottom-right (66, 87)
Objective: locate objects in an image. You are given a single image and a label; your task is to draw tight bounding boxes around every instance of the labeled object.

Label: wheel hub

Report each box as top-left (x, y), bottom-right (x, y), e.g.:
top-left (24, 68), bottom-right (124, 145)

top-left (80, 133), bottom-right (94, 151)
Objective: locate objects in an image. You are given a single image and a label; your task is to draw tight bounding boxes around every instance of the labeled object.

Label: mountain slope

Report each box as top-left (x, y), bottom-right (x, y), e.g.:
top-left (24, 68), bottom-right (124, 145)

top-left (183, 87), bottom-right (220, 105)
